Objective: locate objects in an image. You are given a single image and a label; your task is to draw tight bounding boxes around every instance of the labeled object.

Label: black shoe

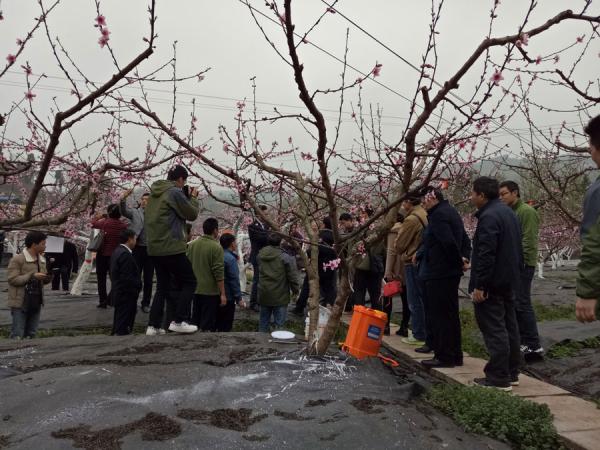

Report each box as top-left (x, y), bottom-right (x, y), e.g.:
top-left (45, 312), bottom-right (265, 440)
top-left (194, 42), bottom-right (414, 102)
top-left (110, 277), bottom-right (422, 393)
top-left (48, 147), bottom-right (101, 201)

top-left (473, 377), bottom-right (512, 391)
top-left (384, 327), bottom-right (390, 336)
top-left (522, 345), bottom-right (544, 363)
top-left (454, 359), bottom-right (464, 367)
top-left (421, 358), bottom-right (455, 368)
top-left (396, 325), bottom-right (409, 337)
top-left (141, 306), bottom-right (150, 313)
top-left (510, 375), bottom-right (519, 386)
top-left (97, 304), bottom-right (107, 309)
top-left (415, 345), bottom-right (432, 354)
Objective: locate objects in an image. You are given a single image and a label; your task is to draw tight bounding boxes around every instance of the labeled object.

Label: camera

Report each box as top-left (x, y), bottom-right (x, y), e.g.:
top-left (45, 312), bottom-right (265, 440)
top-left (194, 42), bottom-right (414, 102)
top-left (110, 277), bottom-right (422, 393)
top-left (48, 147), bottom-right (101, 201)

top-left (182, 185), bottom-right (190, 199)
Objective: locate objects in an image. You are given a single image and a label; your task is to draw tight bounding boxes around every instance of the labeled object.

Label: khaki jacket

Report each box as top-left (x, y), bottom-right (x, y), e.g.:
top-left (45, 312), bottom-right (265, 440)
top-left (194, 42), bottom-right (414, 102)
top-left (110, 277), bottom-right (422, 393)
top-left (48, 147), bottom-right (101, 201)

top-left (384, 222), bottom-right (405, 282)
top-left (7, 249), bottom-right (48, 309)
top-left (394, 205), bottom-right (428, 264)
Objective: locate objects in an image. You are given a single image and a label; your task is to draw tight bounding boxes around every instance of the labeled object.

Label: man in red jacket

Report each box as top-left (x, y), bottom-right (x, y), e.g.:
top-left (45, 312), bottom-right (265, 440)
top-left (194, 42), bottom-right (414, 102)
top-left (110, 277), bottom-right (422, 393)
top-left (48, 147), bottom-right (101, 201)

top-left (91, 204), bottom-right (127, 308)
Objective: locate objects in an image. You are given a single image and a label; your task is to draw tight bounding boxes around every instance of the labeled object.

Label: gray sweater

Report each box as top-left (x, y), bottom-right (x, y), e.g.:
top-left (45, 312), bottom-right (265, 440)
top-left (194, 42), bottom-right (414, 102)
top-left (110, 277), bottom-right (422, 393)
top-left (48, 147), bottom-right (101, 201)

top-left (119, 200), bottom-right (146, 247)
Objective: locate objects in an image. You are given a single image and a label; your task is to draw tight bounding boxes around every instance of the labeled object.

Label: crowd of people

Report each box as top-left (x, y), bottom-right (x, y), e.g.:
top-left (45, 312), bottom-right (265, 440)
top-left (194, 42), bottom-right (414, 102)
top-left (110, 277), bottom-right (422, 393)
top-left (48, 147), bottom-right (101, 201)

top-left (5, 115), bottom-right (600, 392)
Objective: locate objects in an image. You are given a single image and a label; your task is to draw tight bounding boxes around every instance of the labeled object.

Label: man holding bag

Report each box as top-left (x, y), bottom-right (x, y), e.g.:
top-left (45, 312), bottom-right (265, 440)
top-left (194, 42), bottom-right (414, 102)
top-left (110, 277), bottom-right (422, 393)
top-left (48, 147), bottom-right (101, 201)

top-left (7, 231), bottom-right (51, 339)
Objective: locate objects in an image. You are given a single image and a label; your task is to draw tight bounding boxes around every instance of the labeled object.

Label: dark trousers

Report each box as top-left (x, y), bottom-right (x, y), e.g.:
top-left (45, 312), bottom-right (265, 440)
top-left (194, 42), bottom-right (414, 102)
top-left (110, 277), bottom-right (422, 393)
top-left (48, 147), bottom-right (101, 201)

top-left (353, 269), bottom-right (382, 310)
top-left (96, 254), bottom-right (112, 306)
top-left (153, 254), bottom-right (196, 324)
top-left (51, 265), bottom-right (71, 291)
top-left (425, 277), bottom-right (462, 364)
top-left (148, 289), bottom-right (177, 329)
top-left (295, 274), bottom-right (337, 312)
top-left (133, 245), bottom-right (154, 307)
top-left (250, 262), bottom-right (259, 306)
top-left (193, 294), bottom-right (220, 331)
top-left (295, 276), bottom-right (310, 312)
top-left (400, 289), bottom-right (410, 327)
top-left (216, 302), bottom-right (236, 332)
top-left (515, 265), bottom-right (541, 349)
top-left (474, 290), bottom-right (521, 385)
top-left (321, 277), bottom-right (337, 306)
top-left (112, 291), bottom-right (138, 335)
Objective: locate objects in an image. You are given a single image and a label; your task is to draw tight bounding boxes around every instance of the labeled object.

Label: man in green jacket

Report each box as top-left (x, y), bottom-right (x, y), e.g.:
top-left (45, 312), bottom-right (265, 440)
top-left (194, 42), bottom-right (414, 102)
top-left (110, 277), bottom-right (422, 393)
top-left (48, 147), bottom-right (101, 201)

top-left (575, 115), bottom-right (600, 324)
top-left (187, 218), bottom-right (226, 332)
top-left (499, 181), bottom-right (543, 360)
top-left (258, 233), bottom-right (300, 332)
top-left (146, 165), bottom-right (199, 334)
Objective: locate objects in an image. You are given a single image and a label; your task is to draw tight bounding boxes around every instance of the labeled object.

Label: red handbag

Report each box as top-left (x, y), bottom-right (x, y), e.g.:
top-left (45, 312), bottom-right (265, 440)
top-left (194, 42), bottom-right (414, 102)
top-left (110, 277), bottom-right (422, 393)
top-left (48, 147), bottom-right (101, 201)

top-left (383, 280), bottom-right (402, 297)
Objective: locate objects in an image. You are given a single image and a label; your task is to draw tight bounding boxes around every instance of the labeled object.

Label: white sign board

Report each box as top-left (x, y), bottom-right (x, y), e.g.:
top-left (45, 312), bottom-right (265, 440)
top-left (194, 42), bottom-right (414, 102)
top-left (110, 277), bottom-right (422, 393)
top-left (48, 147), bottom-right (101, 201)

top-left (45, 236), bottom-right (65, 253)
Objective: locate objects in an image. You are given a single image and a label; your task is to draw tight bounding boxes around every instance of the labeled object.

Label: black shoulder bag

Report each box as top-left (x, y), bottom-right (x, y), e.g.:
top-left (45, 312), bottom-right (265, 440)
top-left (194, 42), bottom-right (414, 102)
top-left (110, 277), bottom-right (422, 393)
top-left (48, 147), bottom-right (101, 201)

top-left (23, 260), bottom-right (44, 313)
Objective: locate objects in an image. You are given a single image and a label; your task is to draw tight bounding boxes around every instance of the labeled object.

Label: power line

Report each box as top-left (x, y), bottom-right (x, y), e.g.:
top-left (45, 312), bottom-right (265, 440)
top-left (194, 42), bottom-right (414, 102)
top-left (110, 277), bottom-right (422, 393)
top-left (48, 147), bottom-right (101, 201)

top-left (319, 0), bottom-right (541, 145)
top-left (4, 69), bottom-right (411, 121)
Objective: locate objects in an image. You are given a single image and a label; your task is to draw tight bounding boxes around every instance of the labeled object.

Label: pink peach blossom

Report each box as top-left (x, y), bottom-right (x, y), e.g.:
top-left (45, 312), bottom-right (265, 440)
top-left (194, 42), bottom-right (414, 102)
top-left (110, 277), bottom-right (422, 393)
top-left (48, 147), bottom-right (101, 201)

top-left (489, 69), bottom-right (503, 86)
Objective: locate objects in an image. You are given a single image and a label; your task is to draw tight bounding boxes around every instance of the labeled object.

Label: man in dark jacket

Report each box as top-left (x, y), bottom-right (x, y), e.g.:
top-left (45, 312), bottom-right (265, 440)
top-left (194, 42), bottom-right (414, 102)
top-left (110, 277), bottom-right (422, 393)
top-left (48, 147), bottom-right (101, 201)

top-left (46, 236), bottom-right (79, 292)
top-left (469, 177), bottom-right (523, 391)
top-left (145, 165), bottom-right (199, 334)
top-left (111, 229), bottom-right (142, 336)
top-left (248, 204), bottom-right (270, 312)
top-left (292, 220), bottom-right (338, 315)
top-left (417, 187), bottom-right (471, 368)
top-left (575, 115), bottom-right (600, 323)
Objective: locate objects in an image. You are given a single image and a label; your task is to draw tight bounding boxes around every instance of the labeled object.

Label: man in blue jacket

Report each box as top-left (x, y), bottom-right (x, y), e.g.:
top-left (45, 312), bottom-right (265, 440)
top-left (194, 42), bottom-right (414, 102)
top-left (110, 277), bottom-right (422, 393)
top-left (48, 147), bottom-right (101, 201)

top-left (417, 187), bottom-right (471, 368)
top-left (469, 177), bottom-right (523, 391)
top-left (218, 233), bottom-right (245, 331)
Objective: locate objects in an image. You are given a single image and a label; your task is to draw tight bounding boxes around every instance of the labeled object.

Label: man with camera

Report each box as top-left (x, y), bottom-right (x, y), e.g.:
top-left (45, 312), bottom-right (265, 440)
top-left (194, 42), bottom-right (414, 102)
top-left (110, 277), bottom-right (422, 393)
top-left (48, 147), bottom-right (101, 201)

top-left (145, 165), bottom-right (200, 334)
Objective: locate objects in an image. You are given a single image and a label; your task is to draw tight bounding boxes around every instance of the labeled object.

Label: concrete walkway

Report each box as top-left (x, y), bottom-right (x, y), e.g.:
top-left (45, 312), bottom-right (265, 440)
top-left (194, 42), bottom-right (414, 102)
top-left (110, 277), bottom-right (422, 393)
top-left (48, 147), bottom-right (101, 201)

top-left (341, 313), bottom-right (600, 450)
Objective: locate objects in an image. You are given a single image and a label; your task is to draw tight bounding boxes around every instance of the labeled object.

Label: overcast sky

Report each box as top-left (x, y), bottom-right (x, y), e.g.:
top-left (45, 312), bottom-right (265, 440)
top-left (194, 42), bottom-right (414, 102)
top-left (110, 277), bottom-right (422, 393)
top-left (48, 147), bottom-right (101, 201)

top-left (1, 0), bottom-right (598, 182)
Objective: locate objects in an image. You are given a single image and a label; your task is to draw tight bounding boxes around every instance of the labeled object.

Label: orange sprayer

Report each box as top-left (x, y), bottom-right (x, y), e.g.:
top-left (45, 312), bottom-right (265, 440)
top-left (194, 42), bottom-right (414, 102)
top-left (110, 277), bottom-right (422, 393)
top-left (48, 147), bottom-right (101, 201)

top-left (342, 305), bottom-right (388, 359)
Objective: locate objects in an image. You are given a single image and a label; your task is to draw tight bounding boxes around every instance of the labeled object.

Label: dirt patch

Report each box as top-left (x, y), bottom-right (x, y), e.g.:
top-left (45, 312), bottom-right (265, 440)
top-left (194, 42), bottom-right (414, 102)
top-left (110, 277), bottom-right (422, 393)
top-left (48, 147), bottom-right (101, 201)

top-left (320, 432), bottom-right (340, 441)
top-left (231, 336), bottom-right (257, 345)
top-left (204, 347), bottom-right (279, 367)
top-left (319, 412), bottom-right (348, 424)
top-left (350, 397), bottom-right (390, 414)
top-left (274, 410), bottom-right (313, 421)
top-left (177, 408), bottom-right (268, 432)
top-left (242, 434), bottom-right (271, 442)
top-left (305, 399), bottom-right (334, 408)
top-left (20, 358), bottom-right (151, 373)
top-left (99, 343), bottom-right (171, 357)
top-left (0, 435), bottom-right (9, 449)
top-left (51, 412), bottom-right (181, 450)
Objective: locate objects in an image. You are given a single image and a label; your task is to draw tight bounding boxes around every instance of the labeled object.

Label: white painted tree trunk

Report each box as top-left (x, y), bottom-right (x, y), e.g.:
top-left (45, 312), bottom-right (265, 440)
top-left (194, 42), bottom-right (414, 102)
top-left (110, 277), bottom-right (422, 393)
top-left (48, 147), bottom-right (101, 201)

top-left (70, 230), bottom-right (95, 296)
top-left (236, 232), bottom-right (249, 293)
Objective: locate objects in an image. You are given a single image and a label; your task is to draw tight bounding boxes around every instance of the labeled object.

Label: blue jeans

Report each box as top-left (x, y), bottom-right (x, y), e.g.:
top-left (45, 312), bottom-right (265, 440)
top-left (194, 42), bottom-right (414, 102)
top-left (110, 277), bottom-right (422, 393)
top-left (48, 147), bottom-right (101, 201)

top-left (10, 307), bottom-right (41, 339)
top-left (515, 265), bottom-right (541, 349)
top-left (259, 305), bottom-right (287, 332)
top-left (405, 264), bottom-right (426, 341)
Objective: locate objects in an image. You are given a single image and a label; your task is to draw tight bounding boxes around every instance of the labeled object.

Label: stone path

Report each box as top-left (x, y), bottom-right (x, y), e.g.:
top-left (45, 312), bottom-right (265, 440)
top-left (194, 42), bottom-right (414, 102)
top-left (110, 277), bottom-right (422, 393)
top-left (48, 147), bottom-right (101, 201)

top-left (341, 312), bottom-right (600, 450)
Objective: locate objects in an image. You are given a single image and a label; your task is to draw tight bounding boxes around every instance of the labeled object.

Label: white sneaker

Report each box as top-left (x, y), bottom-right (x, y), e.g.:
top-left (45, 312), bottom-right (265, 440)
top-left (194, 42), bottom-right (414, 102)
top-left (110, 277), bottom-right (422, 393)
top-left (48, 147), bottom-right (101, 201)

top-left (158, 328), bottom-right (166, 335)
top-left (168, 321), bottom-right (198, 334)
top-left (146, 326), bottom-right (158, 336)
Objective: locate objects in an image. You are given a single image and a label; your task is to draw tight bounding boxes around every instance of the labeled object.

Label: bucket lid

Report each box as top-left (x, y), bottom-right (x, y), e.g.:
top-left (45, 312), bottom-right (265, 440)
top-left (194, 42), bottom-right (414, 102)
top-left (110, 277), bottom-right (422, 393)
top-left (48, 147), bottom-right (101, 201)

top-left (353, 305), bottom-right (388, 320)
